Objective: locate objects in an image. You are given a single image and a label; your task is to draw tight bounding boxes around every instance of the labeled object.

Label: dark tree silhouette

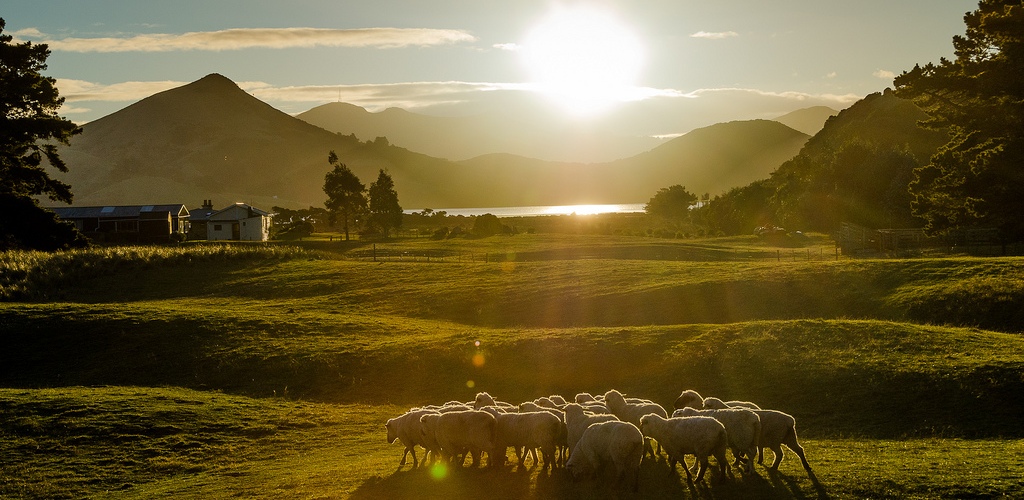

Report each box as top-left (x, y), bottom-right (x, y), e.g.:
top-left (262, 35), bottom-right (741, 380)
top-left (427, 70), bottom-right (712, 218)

top-left (366, 169), bottom-right (402, 238)
top-left (323, 150), bottom-right (366, 241)
top-left (0, 18), bottom-right (87, 250)
top-left (894, 0), bottom-right (1024, 240)
top-left (644, 185), bottom-right (697, 220)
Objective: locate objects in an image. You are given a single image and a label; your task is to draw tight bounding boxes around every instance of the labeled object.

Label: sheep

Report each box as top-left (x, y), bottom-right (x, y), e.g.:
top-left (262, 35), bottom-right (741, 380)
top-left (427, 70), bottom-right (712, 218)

top-left (534, 396), bottom-right (565, 410)
top-left (385, 408), bottom-right (439, 468)
top-left (420, 410), bottom-right (497, 467)
top-left (603, 389), bottom-right (668, 457)
top-left (673, 389), bottom-right (705, 410)
top-left (563, 403), bottom-right (619, 457)
top-left (473, 392), bottom-right (516, 411)
top-left (566, 420), bottom-right (644, 492)
top-left (673, 407), bottom-right (761, 474)
top-left (702, 396), bottom-right (761, 410)
top-left (575, 392), bottom-right (597, 404)
top-left (638, 413), bottom-right (729, 482)
top-left (483, 408), bottom-right (563, 468)
top-left (748, 409), bottom-right (812, 472)
top-left (547, 394), bottom-right (569, 406)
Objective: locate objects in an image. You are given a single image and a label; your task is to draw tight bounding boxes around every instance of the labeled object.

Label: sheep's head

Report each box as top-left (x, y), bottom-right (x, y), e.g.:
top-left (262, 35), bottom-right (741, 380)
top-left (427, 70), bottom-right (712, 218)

top-left (575, 392), bottom-right (595, 404)
top-left (637, 413), bottom-right (656, 437)
top-left (473, 392), bottom-right (495, 409)
top-left (603, 389), bottom-right (625, 408)
top-left (673, 407), bottom-right (699, 418)
top-left (385, 419), bottom-right (397, 443)
top-left (673, 389), bottom-right (703, 410)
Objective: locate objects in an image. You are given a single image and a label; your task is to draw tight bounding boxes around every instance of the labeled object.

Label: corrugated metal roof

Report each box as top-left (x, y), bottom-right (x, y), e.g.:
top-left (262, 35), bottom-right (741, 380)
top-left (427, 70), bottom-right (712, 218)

top-left (49, 205), bottom-right (190, 219)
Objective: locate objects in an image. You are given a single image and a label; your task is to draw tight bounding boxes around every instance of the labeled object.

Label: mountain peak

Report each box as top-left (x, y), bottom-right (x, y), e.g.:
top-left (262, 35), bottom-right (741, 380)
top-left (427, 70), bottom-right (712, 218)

top-left (186, 73), bottom-right (242, 91)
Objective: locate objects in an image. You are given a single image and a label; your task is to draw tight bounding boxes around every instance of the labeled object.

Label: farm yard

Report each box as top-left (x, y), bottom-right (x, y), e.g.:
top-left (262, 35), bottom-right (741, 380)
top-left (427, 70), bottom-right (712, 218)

top-left (2, 233), bottom-right (1023, 499)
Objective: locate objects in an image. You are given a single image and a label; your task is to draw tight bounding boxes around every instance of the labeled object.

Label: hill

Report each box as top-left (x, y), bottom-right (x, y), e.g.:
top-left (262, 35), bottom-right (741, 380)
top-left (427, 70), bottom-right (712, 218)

top-left (456, 120), bottom-right (809, 205)
top-left (53, 74), bottom-right (810, 210)
top-left (297, 101), bottom-right (664, 163)
top-left (772, 105), bottom-right (838, 135)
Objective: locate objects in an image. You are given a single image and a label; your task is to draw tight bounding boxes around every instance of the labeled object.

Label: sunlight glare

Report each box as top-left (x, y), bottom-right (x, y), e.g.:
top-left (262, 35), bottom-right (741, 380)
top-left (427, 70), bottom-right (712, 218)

top-left (520, 5), bottom-right (645, 116)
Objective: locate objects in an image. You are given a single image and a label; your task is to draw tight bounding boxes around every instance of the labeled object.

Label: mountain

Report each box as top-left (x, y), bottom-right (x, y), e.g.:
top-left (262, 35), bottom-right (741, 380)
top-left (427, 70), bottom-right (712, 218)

top-left (54, 74), bottom-right (809, 210)
top-left (55, 74), bottom-right (465, 209)
top-left (297, 102), bottom-right (664, 163)
top-left (772, 106), bottom-right (838, 135)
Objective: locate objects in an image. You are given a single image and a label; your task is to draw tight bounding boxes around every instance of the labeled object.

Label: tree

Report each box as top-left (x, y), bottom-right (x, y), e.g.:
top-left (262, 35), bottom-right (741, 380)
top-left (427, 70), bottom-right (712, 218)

top-left (0, 18), bottom-right (87, 250)
top-left (366, 169), bottom-right (403, 238)
top-left (893, 0), bottom-right (1024, 240)
top-left (322, 150), bottom-right (365, 240)
top-left (644, 185), bottom-right (697, 220)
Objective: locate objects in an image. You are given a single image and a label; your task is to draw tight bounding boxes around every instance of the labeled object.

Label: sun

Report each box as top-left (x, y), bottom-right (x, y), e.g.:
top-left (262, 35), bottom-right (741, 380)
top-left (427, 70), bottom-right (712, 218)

top-left (520, 5), bottom-right (645, 117)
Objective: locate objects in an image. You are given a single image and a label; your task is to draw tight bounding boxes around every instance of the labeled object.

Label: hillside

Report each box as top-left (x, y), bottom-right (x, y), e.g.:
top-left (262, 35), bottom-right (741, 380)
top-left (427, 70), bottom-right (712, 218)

top-left (297, 101), bottom-right (664, 163)
top-left (2, 240), bottom-right (1023, 498)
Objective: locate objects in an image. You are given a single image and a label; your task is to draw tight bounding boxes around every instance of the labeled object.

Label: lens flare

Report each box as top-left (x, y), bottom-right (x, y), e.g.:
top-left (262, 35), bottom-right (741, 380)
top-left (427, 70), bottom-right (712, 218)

top-left (466, 380), bottom-right (475, 388)
top-left (472, 353), bottom-right (486, 367)
top-left (430, 462), bottom-right (449, 480)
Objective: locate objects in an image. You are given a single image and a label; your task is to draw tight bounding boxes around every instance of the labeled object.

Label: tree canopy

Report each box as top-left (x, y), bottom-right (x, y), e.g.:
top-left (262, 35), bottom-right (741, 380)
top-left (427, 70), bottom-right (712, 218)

top-left (322, 150), bottom-right (365, 241)
top-left (894, 0), bottom-right (1024, 240)
top-left (366, 169), bottom-right (402, 238)
top-left (644, 185), bottom-right (697, 220)
top-left (0, 18), bottom-right (86, 250)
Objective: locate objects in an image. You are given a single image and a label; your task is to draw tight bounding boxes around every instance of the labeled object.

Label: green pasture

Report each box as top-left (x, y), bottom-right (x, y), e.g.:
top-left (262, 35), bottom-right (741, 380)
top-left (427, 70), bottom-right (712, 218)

top-left (1, 235), bottom-right (1023, 498)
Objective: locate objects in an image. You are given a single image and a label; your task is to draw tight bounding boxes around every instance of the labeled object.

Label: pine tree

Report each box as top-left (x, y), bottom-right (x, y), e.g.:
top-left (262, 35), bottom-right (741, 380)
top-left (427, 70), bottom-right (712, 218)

top-left (366, 169), bottom-right (402, 238)
top-left (0, 18), bottom-right (87, 250)
top-left (894, 1), bottom-right (1024, 240)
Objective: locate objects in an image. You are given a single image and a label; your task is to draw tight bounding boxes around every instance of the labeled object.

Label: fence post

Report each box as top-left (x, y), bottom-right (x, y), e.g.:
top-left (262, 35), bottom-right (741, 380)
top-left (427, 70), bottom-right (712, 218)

top-left (373, 244), bottom-right (376, 262)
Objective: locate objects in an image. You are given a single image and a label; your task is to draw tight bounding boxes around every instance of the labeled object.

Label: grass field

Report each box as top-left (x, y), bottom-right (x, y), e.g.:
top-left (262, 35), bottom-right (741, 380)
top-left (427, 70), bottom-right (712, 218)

top-left (2, 233), bottom-right (1023, 498)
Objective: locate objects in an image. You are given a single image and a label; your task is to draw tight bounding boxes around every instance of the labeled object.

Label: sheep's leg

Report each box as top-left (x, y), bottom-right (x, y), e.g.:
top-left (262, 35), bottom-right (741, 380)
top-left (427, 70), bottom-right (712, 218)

top-left (695, 457), bottom-right (709, 482)
top-left (768, 445), bottom-right (784, 469)
top-left (783, 429), bottom-right (812, 471)
top-left (410, 447), bottom-right (418, 468)
top-left (399, 446), bottom-right (410, 466)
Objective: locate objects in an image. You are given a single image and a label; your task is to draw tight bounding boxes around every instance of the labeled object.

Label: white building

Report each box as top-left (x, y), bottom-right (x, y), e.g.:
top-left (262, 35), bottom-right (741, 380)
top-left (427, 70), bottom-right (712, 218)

top-left (204, 203), bottom-right (273, 241)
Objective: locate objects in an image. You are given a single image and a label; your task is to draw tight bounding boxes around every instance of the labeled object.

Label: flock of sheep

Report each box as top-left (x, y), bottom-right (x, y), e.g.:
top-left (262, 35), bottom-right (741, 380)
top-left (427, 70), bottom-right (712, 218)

top-left (384, 388), bottom-right (812, 491)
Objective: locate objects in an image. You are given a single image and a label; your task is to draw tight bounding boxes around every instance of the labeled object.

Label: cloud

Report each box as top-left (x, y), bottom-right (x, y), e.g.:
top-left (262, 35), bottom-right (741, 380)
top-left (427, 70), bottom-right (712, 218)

top-left (57, 79), bottom-right (190, 101)
top-left (826, 71), bottom-right (838, 79)
top-left (689, 31), bottom-right (739, 40)
top-left (26, 27), bottom-right (477, 52)
top-left (11, 27), bottom-right (45, 38)
top-left (873, 69), bottom-right (896, 79)
top-left (493, 42), bottom-right (521, 51)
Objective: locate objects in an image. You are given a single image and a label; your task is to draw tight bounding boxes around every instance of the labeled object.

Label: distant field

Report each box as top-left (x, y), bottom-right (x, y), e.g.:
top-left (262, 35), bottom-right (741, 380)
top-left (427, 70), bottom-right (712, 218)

top-left (1, 235), bottom-right (1023, 498)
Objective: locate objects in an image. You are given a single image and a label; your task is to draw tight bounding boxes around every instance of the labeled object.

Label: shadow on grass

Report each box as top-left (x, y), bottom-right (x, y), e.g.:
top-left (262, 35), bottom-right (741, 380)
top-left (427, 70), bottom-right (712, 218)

top-left (350, 456), bottom-right (828, 500)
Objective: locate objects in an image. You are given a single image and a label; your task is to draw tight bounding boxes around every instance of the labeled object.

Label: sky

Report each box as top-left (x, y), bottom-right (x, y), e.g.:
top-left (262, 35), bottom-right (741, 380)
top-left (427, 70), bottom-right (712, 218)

top-left (4, 0), bottom-right (979, 138)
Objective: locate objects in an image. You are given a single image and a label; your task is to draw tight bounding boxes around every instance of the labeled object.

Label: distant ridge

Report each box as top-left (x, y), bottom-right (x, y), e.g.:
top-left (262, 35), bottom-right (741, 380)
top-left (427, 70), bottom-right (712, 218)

top-left (297, 102), bottom-right (664, 163)
top-left (773, 106), bottom-right (838, 135)
top-left (55, 74), bottom-right (811, 209)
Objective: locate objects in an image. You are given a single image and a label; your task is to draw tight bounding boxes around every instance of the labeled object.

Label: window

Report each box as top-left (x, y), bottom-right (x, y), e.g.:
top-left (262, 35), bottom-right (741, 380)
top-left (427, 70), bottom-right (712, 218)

top-left (214, 224), bottom-right (222, 231)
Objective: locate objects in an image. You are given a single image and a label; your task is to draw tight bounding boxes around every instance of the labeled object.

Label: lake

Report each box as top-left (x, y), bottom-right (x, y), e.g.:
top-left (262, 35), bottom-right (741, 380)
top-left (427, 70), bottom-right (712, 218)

top-left (404, 203), bottom-right (646, 217)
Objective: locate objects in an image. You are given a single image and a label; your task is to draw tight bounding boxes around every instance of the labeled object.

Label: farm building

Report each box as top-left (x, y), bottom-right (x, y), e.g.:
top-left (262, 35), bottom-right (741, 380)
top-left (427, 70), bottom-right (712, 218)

top-left (50, 204), bottom-right (190, 243)
top-left (188, 200), bottom-right (273, 242)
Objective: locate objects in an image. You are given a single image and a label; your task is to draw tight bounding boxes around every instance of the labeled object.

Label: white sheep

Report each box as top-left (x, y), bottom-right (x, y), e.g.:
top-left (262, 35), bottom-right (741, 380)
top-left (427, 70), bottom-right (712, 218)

top-left (749, 409), bottom-right (812, 472)
top-left (575, 392), bottom-right (597, 404)
top-left (702, 396), bottom-right (761, 410)
top-left (603, 389), bottom-right (668, 457)
top-left (483, 408), bottom-right (563, 468)
top-left (473, 392), bottom-right (516, 411)
top-left (385, 408), bottom-right (439, 468)
top-left (547, 394), bottom-right (569, 406)
top-left (566, 420), bottom-right (644, 492)
top-left (638, 413), bottom-right (729, 482)
top-left (673, 407), bottom-right (761, 474)
top-left (563, 403), bottom-right (619, 457)
top-left (419, 410), bottom-right (497, 467)
top-left (673, 390), bottom-right (705, 410)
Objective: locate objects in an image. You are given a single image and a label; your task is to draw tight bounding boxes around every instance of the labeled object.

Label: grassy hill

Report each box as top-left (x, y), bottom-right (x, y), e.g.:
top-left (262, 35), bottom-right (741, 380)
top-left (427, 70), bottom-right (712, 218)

top-left (2, 236), bottom-right (1023, 498)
